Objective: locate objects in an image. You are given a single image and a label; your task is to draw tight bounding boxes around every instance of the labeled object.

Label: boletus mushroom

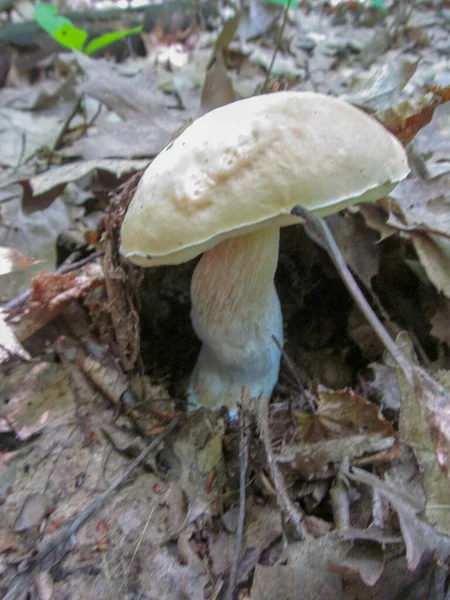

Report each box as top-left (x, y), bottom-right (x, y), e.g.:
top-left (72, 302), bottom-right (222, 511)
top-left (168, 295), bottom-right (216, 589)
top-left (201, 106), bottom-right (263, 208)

top-left (120, 91), bottom-right (409, 414)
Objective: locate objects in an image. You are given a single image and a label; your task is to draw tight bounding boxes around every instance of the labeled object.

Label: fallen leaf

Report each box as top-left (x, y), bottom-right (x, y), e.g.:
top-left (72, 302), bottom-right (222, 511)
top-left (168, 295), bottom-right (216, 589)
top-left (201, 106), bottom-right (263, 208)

top-left (11, 262), bottom-right (104, 342)
top-left (14, 492), bottom-right (49, 532)
top-left (0, 193), bottom-right (71, 299)
top-left (377, 88), bottom-right (450, 147)
top-left (209, 503), bottom-right (282, 581)
top-left (2, 362), bottom-right (76, 440)
top-left (347, 466), bottom-right (450, 571)
top-left (170, 411), bottom-right (225, 521)
top-left (59, 121), bottom-right (171, 160)
top-left (0, 522), bottom-right (20, 553)
top-left (0, 107), bottom-right (64, 168)
top-left (29, 158), bottom-right (150, 196)
top-left (274, 387), bottom-right (399, 479)
top-left (410, 231), bottom-right (450, 298)
top-left (200, 51), bottom-right (236, 116)
top-left (410, 101), bottom-right (450, 179)
top-left (251, 535), bottom-right (346, 600)
top-left (327, 212), bottom-right (380, 290)
top-left (0, 308), bottom-right (30, 362)
top-left (431, 298), bottom-right (450, 345)
top-left (368, 363), bottom-right (402, 411)
top-left (327, 543), bottom-right (385, 587)
top-left (344, 55), bottom-right (418, 112)
top-left (0, 246), bottom-right (42, 276)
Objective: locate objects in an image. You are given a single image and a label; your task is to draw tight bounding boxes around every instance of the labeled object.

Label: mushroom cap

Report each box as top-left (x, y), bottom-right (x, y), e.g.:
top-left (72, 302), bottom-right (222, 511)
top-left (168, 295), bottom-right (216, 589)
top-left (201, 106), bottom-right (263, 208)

top-left (120, 91), bottom-right (409, 267)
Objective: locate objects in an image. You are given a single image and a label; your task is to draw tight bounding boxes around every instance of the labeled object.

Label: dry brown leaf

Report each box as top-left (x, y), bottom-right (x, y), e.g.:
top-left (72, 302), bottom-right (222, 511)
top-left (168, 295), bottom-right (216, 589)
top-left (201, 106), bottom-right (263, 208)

top-left (328, 212), bottom-right (381, 291)
top-left (0, 246), bottom-right (42, 276)
top-left (0, 522), bottom-right (20, 553)
top-left (10, 262), bottom-right (104, 342)
top-left (377, 86), bottom-right (450, 146)
top-left (369, 177), bottom-right (450, 298)
top-left (410, 232), bottom-right (450, 298)
top-left (347, 467), bottom-right (450, 571)
top-left (327, 544), bottom-right (385, 587)
top-left (431, 298), bottom-right (450, 346)
top-left (0, 308), bottom-right (30, 362)
top-left (200, 51), bottom-right (236, 116)
top-left (275, 387), bottom-right (399, 479)
top-left (2, 362), bottom-right (76, 441)
top-left (251, 535), bottom-right (346, 600)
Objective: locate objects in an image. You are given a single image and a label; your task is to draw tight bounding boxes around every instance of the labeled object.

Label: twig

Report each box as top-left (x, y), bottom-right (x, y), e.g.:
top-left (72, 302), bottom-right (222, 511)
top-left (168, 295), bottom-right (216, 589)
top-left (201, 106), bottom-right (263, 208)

top-left (257, 394), bottom-right (304, 539)
top-left (226, 402), bottom-right (250, 600)
top-left (4, 416), bottom-right (180, 600)
top-left (260, 0), bottom-right (292, 94)
top-left (4, 250), bottom-right (104, 314)
top-left (272, 335), bottom-right (316, 415)
top-left (47, 93), bottom-right (84, 166)
top-left (291, 205), bottom-right (414, 385)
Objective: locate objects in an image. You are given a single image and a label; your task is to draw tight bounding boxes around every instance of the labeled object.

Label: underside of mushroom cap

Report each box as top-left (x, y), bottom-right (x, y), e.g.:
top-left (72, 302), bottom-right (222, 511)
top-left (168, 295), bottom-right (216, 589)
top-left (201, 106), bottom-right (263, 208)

top-left (120, 91), bottom-right (409, 267)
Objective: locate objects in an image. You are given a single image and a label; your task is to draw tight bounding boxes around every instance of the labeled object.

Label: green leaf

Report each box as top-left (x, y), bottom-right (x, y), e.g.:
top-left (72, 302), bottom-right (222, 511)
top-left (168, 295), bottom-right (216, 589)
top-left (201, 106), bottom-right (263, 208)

top-left (266, 0), bottom-right (298, 8)
top-left (34, 3), bottom-right (87, 51)
top-left (84, 26), bottom-right (143, 55)
top-left (370, 0), bottom-right (387, 11)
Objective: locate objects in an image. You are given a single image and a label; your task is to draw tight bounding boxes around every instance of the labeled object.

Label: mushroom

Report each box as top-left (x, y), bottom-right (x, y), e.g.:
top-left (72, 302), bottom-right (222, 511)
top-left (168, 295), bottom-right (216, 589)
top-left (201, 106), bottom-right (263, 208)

top-left (120, 91), bottom-right (409, 414)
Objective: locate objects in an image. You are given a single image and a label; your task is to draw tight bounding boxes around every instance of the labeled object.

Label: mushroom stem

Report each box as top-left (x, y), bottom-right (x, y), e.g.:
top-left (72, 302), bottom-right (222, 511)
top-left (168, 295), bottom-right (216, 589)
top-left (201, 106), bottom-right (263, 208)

top-left (188, 227), bottom-right (283, 413)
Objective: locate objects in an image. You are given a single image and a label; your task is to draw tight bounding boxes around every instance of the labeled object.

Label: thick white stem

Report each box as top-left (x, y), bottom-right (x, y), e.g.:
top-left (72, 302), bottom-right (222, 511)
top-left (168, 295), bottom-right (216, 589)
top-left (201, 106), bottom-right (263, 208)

top-left (187, 227), bottom-right (283, 413)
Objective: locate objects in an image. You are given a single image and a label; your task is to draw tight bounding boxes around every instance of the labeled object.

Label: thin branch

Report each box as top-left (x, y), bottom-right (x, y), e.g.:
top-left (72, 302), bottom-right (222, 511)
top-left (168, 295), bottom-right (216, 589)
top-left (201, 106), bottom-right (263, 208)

top-left (47, 93), bottom-right (83, 166)
top-left (257, 394), bottom-right (304, 539)
top-left (260, 0), bottom-right (292, 94)
top-left (291, 205), bottom-right (414, 385)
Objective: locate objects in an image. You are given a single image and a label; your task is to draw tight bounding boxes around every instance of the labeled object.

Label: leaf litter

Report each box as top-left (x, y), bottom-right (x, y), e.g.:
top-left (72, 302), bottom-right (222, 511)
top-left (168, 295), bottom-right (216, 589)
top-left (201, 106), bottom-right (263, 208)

top-left (1, 0), bottom-right (450, 599)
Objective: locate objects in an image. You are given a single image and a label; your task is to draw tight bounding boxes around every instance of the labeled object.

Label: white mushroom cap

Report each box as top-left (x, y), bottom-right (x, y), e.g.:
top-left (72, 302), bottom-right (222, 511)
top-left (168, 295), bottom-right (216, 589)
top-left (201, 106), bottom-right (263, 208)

top-left (120, 91), bottom-right (409, 267)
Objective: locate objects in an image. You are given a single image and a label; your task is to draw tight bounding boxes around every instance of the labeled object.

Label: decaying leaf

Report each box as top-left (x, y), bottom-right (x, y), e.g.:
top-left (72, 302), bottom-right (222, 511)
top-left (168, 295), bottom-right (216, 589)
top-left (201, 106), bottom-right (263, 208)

top-left (344, 55), bottom-right (418, 112)
top-left (0, 521), bottom-right (20, 553)
top-left (200, 51), bottom-right (236, 116)
top-left (410, 101), bottom-right (450, 179)
top-left (55, 332), bottom-right (129, 410)
top-left (0, 308), bottom-right (30, 362)
top-left (14, 492), bottom-right (49, 532)
top-left (10, 262), bottom-right (104, 342)
top-left (327, 212), bottom-right (381, 291)
top-left (346, 467), bottom-right (450, 571)
top-left (377, 87), bottom-right (450, 147)
top-left (169, 411), bottom-right (225, 522)
top-left (327, 543), bottom-right (385, 587)
top-left (0, 246), bottom-right (42, 276)
top-left (431, 298), bottom-right (450, 345)
top-left (29, 158), bottom-right (150, 196)
top-left (360, 175), bottom-right (450, 299)
top-left (1, 361), bottom-right (76, 441)
top-left (209, 504), bottom-right (282, 582)
top-left (72, 53), bottom-right (170, 121)
top-left (251, 535), bottom-right (346, 600)
top-left (389, 333), bottom-right (450, 536)
top-left (0, 106), bottom-right (64, 168)
top-left (59, 121), bottom-right (171, 161)
top-left (410, 231), bottom-right (450, 298)
top-left (274, 387), bottom-right (399, 479)
top-left (367, 362), bottom-right (402, 411)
